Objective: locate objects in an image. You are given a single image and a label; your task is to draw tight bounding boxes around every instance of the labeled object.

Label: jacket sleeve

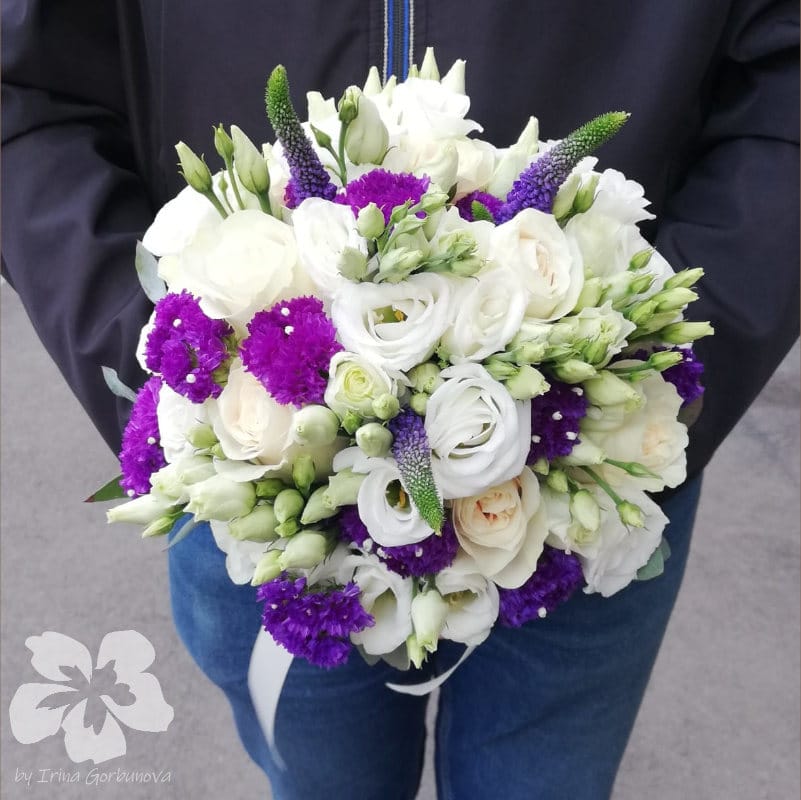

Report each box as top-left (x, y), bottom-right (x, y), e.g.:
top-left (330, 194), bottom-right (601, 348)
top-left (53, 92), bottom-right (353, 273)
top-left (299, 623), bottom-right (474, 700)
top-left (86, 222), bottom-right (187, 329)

top-left (654, 0), bottom-right (799, 477)
top-left (1, 1), bottom-right (154, 453)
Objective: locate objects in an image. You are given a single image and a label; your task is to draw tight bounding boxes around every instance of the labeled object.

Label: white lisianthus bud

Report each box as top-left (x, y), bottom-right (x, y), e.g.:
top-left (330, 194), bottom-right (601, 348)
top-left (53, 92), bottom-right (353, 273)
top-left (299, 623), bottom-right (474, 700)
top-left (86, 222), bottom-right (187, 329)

top-left (345, 93), bottom-right (389, 164)
top-left (570, 489), bottom-right (601, 531)
top-left (141, 511), bottom-right (183, 538)
top-left (408, 363), bottom-right (444, 394)
top-left (552, 173), bottom-right (582, 219)
top-left (407, 633), bottom-right (427, 670)
top-left (355, 423), bottom-right (393, 458)
top-left (552, 359), bottom-right (597, 383)
top-left (322, 468), bottom-right (366, 509)
top-left (228, 504), bottom-right (278, 542)
top-left (558, 438), bottom-right (606, 466)
top-left (583, 372), bottom-right (643, 410)
top-left (185, 475), bottom-right (257, 521)
top-left (273, 489), bottom-right (305, 523)
top-left (291, 405), bottom-right (341, 447)
top-left (628, 247), bottom-right (654, 271)
top-left (617, 501), bottom-right (646, 528)
top-left (357, 203), bottom-right (386, 240)
top-left (410, 589), bottom-right (449, 655)
top-left (419, 47), bottom-right (440, 81)
top-left (572, 277), bottom-right (604, 312)
top-left (377, 246), bottom-right (425, 282)
top-left (505, 365), bottom-right (550, 401)
top-left (362, 65), bottom-right (382, 96)
top-left (338, 246), bottom-right (370, 281)
top-left (573, 173), bottom-right (600, 213)
top-left (338, 86), bottom-right (360, 124)
top-left (440, 59), bottom-right (466, 94)
top-left (300, 486), bottom-right (340, 525)
top-left (175, 142), bottom-right (213, 193)
top-left (653, 287), bottom-right (699, 312)
top-left (150, 456), bottom-right (217, 502)
top-left (278, 530), bottom-right (330, 570)
top-left (648, 351), bottom-right (684, 372)
top-left (251, 551), bottom-right (283, 586)
top-left (230, 126), bottom-right (270, 195)
top-left (107, 494), bottom-right (179, 526)
top-left (546, 469), bottom-right (569, 493)
top-left (663, 267), bottom-right (704, 290)
top-left (487, 116), bottom-right (539, 198)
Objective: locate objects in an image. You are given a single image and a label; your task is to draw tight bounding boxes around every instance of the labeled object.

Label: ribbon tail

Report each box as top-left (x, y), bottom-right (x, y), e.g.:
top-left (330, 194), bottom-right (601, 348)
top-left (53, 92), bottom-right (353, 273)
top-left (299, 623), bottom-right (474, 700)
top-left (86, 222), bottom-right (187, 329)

top-left (248, 628), bottom-right (294, 770)
top-left (385, 645), bottom-right (476, 696)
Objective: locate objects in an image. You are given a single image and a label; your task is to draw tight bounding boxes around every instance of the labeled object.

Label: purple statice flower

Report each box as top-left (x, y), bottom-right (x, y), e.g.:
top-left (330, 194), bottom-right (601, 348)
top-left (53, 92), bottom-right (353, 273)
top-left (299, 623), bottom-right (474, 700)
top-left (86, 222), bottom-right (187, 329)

top-left (338, 505), bottom-right (459, 578)
top-left (256, 574), bottom-right (373, 668)
top-left (528, 379), bottom-right (589, 464)
top-left (496, 111), bottom-right (629, 223)
top-left (335, 169), bottom-right (430, 224)
top-left (388, 409), bottom-right (444, 533)
top-left (265, 66), bottom-right (336, 207)
top-left (144, 291), bottom-right (232, 403)
top-left (240, 296), bottom-right (343, 406)
top-left (630, 346), bottom-right (705, 407)
top-left (119, 376), bottom-right (166, 497)
top-left (498, 546), bottom-right (584, 627)
top-left (454, 191), bottom-right (504, 223)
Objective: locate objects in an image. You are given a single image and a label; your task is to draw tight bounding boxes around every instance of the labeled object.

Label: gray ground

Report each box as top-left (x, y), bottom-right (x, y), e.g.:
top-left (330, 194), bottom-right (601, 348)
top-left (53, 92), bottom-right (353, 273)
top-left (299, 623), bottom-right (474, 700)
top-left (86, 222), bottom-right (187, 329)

top-left (1, 284), bottom-right (798, 800)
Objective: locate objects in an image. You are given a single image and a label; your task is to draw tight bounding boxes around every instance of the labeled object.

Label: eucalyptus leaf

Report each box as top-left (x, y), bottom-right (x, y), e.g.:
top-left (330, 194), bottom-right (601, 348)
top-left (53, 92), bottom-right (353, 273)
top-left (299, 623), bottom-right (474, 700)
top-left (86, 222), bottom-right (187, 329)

top-left (102, 367), bottom-right (138, 403)
top-left (135, 240), bottom-right (167, 303)
top-left (636, 546), bottom-right (665, 581)
top-left (162, 516), bottom-right (199, 551)
top-left (659, 537), bottom-right (672, 561)
top-left (84, 474), bottom-right (126, 503)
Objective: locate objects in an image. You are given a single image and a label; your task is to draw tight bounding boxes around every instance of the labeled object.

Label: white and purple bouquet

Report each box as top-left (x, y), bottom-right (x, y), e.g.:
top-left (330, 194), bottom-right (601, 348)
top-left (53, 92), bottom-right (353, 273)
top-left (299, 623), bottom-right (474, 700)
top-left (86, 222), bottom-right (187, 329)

top-left (100, 49), bottom-right (712, 674)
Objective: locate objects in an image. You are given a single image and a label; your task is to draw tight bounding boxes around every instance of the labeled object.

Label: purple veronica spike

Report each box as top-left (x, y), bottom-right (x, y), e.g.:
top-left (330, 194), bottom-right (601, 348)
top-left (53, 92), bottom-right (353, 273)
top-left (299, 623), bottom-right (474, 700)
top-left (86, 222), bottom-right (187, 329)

top-left (335, 169), bottom-right (430, 224)
top-left (240, 296), bottom-right (343, 406)
top-left (119, 376), bottom-right (166, 497)
top-left (257, 574), bottom-right (373, 668)
top-left (338, 505), bottom-right (458, 577)
top-left (388, 409), bottom-right (444, 533)
top-left (528, 379), bottom-right (589, 463)
top-left (265, 66), bottom-right (336, 208)
top-left (455, 190), bottom-right (503, 223)
top-left (498, 546), bottom-right (584, 627)
top-left (144, 291), bottom-right (232, 403)
top-left (497, 111), bottom-right (629, 222)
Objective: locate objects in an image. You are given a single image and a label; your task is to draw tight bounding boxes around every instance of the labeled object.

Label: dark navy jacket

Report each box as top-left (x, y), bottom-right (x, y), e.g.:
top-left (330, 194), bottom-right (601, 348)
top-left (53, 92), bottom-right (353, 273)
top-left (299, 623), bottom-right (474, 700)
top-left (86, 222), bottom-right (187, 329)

top-left (2, 1), bottom-right (799, 480)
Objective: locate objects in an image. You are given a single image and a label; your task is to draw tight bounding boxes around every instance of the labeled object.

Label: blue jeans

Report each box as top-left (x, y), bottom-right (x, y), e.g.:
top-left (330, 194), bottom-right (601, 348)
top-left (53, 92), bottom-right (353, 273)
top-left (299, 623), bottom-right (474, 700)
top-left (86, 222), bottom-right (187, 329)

top-left (168, 476), bottom-right (702, 799)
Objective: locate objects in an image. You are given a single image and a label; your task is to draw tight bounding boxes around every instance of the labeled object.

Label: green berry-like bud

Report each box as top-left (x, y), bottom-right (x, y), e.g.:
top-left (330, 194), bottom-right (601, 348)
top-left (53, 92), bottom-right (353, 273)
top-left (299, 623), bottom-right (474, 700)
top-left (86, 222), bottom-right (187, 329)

top-left (175, 141), bottom-right (213, 193)
top-left (229, 504), bottom-right (279, 542)
top-left (274, 488), bottom-right (305, 523)
top-left (251, 551), bottom-right (283, 586)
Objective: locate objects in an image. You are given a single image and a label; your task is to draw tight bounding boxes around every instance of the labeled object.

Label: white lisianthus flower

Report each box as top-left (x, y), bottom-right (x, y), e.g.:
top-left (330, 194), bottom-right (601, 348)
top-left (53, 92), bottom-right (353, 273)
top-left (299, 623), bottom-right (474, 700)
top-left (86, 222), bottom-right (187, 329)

top-left (331, 273), bottom-right (455, 371)
top-left (209, 520), bottom-right (269, 585)
top-left (451, 468), bottom-right (549, 588)
top-left (593, 169), bottom-right (655, 225)
top-left (383, 136), bottom-right (460, 192)
top-left (324, 352), bottom-right (400, 419)
top-left (440, 266), bottom-right (527, 363)
top-left (158, 209), bottom-right (308, 328)
top-left (577, 487), bottom-right (667, 597)
top-left (389, 76), bottom-right (482, 139)
top-left (291, 198), bottom-right (368, 298)
top-left (425, 363), bottom-right (531, 499)
top-left (435, 552), bottom-right (500, 646)
top-left (582, 369), bottom-right (688, 492)
top-left (564, 213), bottom-right (651, 280)
top-left (451, 138), bottom-right (497, 196)
top-left (490, 208), bottom-right (584, 321)
top-left (156, 384), bottom-right (210, 463)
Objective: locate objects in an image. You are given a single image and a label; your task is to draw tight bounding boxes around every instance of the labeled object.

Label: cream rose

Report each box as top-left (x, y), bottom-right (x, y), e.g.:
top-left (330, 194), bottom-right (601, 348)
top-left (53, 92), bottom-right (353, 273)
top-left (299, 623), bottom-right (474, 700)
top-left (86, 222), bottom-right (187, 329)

top-left (425, 363), bottom-right (531, 499)
top-left (490, 208), bottom-right (584, 320)
top-left (452, 468), bottom-right (549, 588)
top-left (324, 352), bottom-right (399, 419)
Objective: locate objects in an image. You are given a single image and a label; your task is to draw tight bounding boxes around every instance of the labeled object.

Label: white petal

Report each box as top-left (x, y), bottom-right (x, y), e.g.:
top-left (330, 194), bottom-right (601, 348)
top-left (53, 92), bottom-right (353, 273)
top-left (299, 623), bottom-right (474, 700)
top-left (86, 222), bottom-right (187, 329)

top-left (61, 702), bottom-right (127, 764)
top-left (8, 682), bottom-right (74, 744)
top-left (26, 632), bottom-right (93, 682)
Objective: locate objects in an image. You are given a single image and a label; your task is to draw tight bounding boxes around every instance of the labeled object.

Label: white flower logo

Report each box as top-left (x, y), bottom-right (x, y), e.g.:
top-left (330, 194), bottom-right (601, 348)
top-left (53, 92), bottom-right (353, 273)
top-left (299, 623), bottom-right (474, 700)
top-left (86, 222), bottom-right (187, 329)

top-left (9, 630), bottom-right (174, 764)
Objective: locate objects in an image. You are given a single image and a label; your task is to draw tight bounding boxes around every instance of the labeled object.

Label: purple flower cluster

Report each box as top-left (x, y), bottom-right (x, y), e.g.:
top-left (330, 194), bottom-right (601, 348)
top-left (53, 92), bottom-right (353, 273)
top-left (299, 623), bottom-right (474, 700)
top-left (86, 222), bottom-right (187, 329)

top-left (335, 169), bottom-right (430, 224)
top-left (528, 379), bottom-right (589, 463)
top-left (661, 347), bottom-right (705, 407)
top-left (119, 376), bottom-right (166, 496)
top-left (498, 546), bottom-right (584, 627)
top-left (257, 574), bottom-right (373, 668)
top-left (240, 296), bottom-right (343, 406)
top-left (338, 505), bottom-right (458, 577)
top-left (454, 191), bottom-right (503, 223)
top-left (144, 291), bottom-right (232, 403)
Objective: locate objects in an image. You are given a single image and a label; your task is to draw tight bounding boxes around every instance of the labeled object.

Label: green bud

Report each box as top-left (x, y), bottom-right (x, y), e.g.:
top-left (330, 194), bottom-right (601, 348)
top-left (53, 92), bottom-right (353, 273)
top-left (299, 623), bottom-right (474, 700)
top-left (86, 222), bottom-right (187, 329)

top-left (338, 86), bottom-right (360, 124)
top-left (604, 458), bottom-right (661, 480)
top-left (584, 371), bottom-right (642, 410)
top-left (570, 489), bottom-right (601, 531)
top-left (278, 530), bottom-right (330, 570)
top-left (653, 287), bottom-right (698, 312)
top-left (505, 365), bottom-right (550, 400)
top-left (660, 321), bottom-right (714, 344)
top-left (406, 63), bottom-right (420, 79)
top-left (372, 392), bottom-right (400, 420)
top-left (187, 423), bottom-right (218, 450)
top-left (356, 203), bottom-right (386, 240)
top-left (338, 247), bottom-right (370, 281)
top-left (377, 247), bottom-right (424, 282)
top-left (408, 363), bottom-right (443, 394)
top-left (617, 500), bottom-right (646, 528)
top-left (141, 510), bottom-right (184, 538)
top-left (552, 173), bottom-right (581, 219)
top-left (322, 469), bottom-right (366, 509)
top-left (546, 469), bottom-right (569, 493)
top-left (410, 588), bottom-right (449, 654)
top-left (573, 173), bottom-right (600, 213)
top-left (648, 350), bottom-right (684, 371)
top-left (251, 551), bottom-right (283, 586)
top-left (213, 124), bottom-right (235, 161)
top-left (629, 273), bottom-right (655, 296)
top-left (512, 340), bottom-right (548, 365)
top-left (255, 477), bottom-right (287, 500)
top-left (291, 405), bottom-right (341, 447)
top-left (419, 47), bottom-right (440, 81)
top-left (628, 248), bottom-right (654, 271)
top-left (355, 423), bottom-right (393, 458)
top-left (299, 486), bottom-right (339, 525)
top-left (530, 458), bottom-right (550, 476)
top-left (344, 91), bottom-right (389, 164)
top-left (418, 190), bottom-right (449, 214)
top-left (626, 299), bottom-right (658, 325)
top-left (274, 488), bottom-right (305, 523)
top-left (484, 357), bottom-right (518, 381)
top-left (407, 633), bottom-right (427, 670)
top-left (185, 475), bottom-right (256, 521)
top-left (572, 277), bottom-right (604, 312)
top-left (175, 141), bottom-right (213, 193)
top-left (229, 504), bottom-right (279, 542)
top-left (558, 438), bottom-right (606, 466)
top-left (341, 410), bottom-right (363, 435)
top-left (552, 359), bottom-right (597, 383)
top-left (582, 339), bottom-right (611, 366)
top-left (663, 267), bottom-right (704, 290)
top-left (409, 392), bottom-right (429, 416)
top-left (309, 122), bottom-right (333, 151)
top-left (231, 125), bottom-right (270, 195)
top-left (209, 443), bottom-right (226, 460)
top-left (275, 519), bottom-right (300, 538)
top-left (292, 454), bottom-right (316, 496)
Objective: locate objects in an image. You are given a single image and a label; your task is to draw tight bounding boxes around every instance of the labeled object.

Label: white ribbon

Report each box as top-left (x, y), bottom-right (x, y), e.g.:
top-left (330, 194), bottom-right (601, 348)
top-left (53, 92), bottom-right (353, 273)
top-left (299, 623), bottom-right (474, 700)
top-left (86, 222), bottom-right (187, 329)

top-left (385, 644), bottom-right (477, 696)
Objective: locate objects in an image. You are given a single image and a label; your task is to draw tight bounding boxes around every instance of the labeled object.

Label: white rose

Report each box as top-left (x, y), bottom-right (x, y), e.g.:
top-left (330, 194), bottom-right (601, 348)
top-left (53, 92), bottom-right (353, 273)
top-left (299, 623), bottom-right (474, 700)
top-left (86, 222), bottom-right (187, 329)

top-left (425, 363), bottom-right (531, 499)
top-left (390, 77), bottom-right (481, 139)
top-left (490, 208), bottom-right (584, 321)
top-left (159, 209), bottom-right (305, 327)
top-left (291, 198), bottom-right (368, 298)
top-left (210, 520), bottom-right (269, 585)
top-left (324, 352), bottom-right (400, 419)
top-left (582, 370), bottom-right (688, 492)
top-left (578, 486), bottom-right (667, 597)
top-left (156, 384), bottom-right (210, 463)
top-left (331, 273), bottom-right (455, 371)
top-left (440, 266), bottom-right (527, 363)
top-left (435, 552), bottom-right (500, 646)
top-left (452, 468), bottom-right (549, 588)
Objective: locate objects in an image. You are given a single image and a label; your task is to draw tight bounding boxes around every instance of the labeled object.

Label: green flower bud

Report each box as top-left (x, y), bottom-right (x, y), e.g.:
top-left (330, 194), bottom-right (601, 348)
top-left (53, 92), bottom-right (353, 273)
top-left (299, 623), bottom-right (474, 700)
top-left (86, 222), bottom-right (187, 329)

top-left (291, 405), bottom-right (341, 447)
top-left (209, 443), bottom-right (226, 460)
top-left (410, 588), bottom-right (449, 655)
top-left (255, 477), bottom-right (287, 500)
top-left (292, 455), bottom-right (316, 496)
top-left (357, 203), bottom-right (386, 240)
top-left (229, 504), bottom-right (279, 542)
top-left (372, 392), bottom-right (400, 420)
top-left (338, 246), bottom-right (370, 281)
top-left (546, 469), bottom-right (569, 493)
top-left (338, 86), bottom-right (360, 124)
top-left (626, 299), bottom-right (658, 325)
top-left (628, 248), bottom-right (654, 271)
top-left (408, 363), bottom-right (443, 394)
top-left (663, 267), bottom-right (704, 290)
top-left (530, 457), bottom-right (550, 475)
top-left (653, 287), bottom-right (698, 312)
top-left (278, 530), bottom-right (330, 570)
top-left (309, 122), bottom-right (333, 151)
top-left (185, 475), bottom-right (257, 522)
top-left (551, 173), bottom-right (581, 219)
top-left (558, 438), bottom-right (606, 466)
top-left (419, 47), bottom-right (440, 81)
top-left (409, 392), bottom-right (429, 416)
top-left (660, 321), bottom-right (714, 344)
top-left (213, 124), bottom-right (235, 161)
top-left (604, 458), bottom-right (661, 480)
top-left (617, 501), bottom-right (646, 528)
top-left (505, 365), bottom-right (550, 400)
top-left (300, 486), bottom-right (340, 525)
top-left (341, 410), bottom-right (363, 435)
top-left (141, 509), bottom-right (184, 538)
top-left (175, 141), bottom-right (213, 193)
top-left (583, 372), bottom-right (642, 410)
top-left (355, 422), bottom-right (393, 458)
top-left (581, 339), bottom-right (611, 366)
top-left (552, 359), bottom-right (597, 384)
top-left (251, 551), bottom-right (283, 586)
top-left (484, 357), bottom-right (518, 381)
top-left (275, 519), bottom-right (300, 538)
top-left (274, 488), bottom-right (305, 524)
top-left (648, 350), bottom-right (684, 371)
top-left (629, 273), bottom-right (655, 296)
top-left (231, 125), bottom-right (270, 195)
top-left (418, 190), bottom-right (449, 214)
top-left (407, 632), bottom-right (427, 670)
top-left (377, 247), bottom-right (424, 282)
top-left (570, 489), bottom-right (601, 531)
top-left (572, 277), bottom-right (604, 312)
top-left (187, 423), bottom-right (218, 450)
top-left (573, 173), bottom-right (600, 213)
top-left (344, 92), bottom-right (389, 164)
top-left (512, 340), bottom-right (548, 365)
top-left (322, 469), bottom-right (366, 509)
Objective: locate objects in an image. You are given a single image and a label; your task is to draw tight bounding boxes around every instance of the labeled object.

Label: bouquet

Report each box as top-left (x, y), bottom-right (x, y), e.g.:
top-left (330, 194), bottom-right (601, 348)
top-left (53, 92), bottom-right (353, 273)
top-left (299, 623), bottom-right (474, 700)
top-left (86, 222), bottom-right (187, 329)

top-left (100, 48), bottom-right (712, 675)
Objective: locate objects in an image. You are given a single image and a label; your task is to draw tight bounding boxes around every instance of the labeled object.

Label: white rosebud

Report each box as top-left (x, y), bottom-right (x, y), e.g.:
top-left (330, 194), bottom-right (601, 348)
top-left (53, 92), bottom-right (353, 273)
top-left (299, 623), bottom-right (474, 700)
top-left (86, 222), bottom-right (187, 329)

top-left (185, 475), bottom-right (257, 521)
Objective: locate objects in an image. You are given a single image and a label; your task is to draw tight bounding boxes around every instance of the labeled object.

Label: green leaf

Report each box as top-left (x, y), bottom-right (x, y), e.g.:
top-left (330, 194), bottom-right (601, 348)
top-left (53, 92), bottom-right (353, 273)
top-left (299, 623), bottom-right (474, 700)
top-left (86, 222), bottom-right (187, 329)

top-left (135, 241), bottom-right (167, 303)
top-left (84, 474), bottom-right (126, 503)
top-left (659, 537), bottom-right (672, 561)
top-left (636, 543), bottom-right (665, 581)
top-left (162, 516), bottom-right (198, 551)
top-left (102, 366), bottom-right (138, 403)
top-left (470, 201), bottom-right (495, 223)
